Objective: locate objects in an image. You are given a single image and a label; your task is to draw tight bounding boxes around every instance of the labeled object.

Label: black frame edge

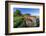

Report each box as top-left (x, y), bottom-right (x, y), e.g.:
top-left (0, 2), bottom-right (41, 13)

top-left (43, 3), bottom-right (45, 33)
top-left (5, 1), bottom-right (44, 4)
top-left (5, 1), bottom-right (8, 35)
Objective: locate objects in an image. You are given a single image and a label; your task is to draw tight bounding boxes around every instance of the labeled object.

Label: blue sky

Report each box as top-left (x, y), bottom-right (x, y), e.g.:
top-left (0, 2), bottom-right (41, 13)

top-left (13, 8), bottom-right (40, 16)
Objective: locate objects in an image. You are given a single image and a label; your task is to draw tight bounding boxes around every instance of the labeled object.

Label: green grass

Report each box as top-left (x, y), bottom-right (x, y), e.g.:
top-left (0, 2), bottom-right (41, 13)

top-left (14, 16), bottom-right (25, 28)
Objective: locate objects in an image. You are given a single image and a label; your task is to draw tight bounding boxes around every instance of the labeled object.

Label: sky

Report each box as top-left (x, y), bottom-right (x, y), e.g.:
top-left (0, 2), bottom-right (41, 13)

top-left (13, 8), bottom-right (40, 16)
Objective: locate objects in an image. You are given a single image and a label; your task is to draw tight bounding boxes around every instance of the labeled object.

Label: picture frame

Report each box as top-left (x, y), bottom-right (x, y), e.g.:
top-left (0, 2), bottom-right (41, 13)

top-left (5, 1), bottom-right (45, 35)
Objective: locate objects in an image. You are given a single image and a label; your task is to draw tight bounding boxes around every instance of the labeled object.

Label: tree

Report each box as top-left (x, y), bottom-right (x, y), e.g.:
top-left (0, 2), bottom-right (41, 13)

top-left (36, 18), bottom-right (39, 27)
top-left (14, 9), bottom-right (22, 16)
top-left (23, 14), bottom-right (30, 16)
